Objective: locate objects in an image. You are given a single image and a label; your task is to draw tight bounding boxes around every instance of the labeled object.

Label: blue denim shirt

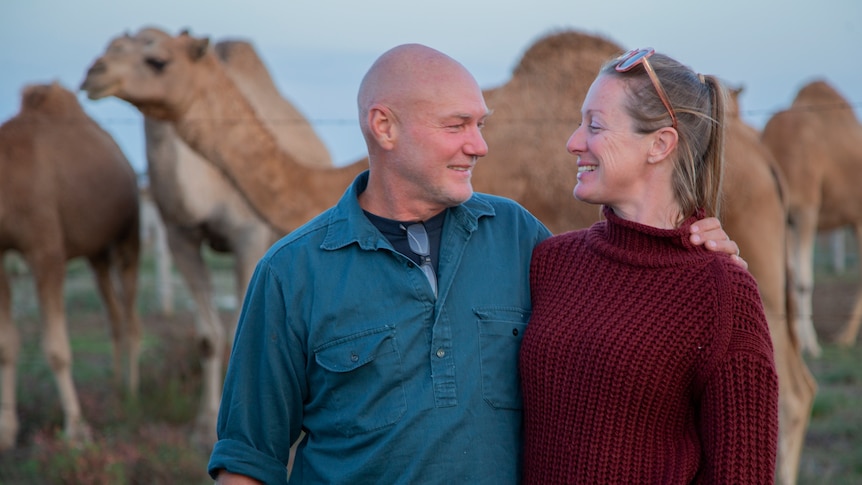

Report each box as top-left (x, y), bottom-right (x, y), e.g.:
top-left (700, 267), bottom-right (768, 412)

top-left (208, 171), bottom-right (551, 484)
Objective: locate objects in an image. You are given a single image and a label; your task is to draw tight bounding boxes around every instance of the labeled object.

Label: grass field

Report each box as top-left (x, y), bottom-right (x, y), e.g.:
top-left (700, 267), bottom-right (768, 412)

top-left (0, 234), bottom-right (860, 484)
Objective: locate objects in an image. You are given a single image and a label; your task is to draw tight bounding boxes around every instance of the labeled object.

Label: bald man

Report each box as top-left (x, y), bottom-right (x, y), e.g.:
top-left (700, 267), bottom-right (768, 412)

top-left (208, 44), bottom-right (740, 484)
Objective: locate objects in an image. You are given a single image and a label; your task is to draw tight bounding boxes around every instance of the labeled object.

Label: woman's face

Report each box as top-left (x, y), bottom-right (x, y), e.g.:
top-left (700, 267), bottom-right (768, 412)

top-left (566, 74), bottom-right (654, 209)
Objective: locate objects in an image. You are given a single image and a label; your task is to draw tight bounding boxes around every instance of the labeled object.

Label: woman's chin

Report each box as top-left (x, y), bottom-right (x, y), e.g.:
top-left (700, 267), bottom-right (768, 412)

top-left (572, 186), bottom-right (597, 205)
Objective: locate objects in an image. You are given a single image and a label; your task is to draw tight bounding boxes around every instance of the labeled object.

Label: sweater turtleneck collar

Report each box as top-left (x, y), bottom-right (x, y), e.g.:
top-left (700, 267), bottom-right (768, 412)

top-left (587, 205), bottom-right (712, 267)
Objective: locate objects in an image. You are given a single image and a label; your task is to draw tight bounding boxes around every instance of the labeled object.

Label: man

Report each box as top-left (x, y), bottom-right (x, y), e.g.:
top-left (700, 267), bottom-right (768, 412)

top-left (208, 43), bottom-right (741, 484)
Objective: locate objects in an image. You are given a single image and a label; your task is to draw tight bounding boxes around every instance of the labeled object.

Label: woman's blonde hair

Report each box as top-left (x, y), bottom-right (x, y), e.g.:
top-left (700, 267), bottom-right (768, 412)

top-left (600, 52), bottom-right (728, 222)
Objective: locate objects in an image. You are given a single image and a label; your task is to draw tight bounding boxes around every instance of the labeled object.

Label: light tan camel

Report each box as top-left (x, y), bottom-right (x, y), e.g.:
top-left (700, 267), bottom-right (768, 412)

top-left (82, 29), bottom-right (367, 236)
top-left (81, 28), bottom-right (815, 482)
top-left (762, 80), bottom-right (862, 357)
top-left (82, 27), bottom-right (335, 449)
top-left (0, 82), bottom-right (141, 450)
top-left (722, 87), bottom-right (817, 485)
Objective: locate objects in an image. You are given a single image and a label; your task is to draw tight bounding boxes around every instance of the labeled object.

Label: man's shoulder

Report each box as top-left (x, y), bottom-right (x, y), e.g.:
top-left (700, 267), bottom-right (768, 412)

top-left (265, 208), bottom-right (337, 259)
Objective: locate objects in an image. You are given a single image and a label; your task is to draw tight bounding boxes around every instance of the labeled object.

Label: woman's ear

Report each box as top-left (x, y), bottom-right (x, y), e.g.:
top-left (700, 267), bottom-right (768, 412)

top-left (647, 127), bottom-right (678, 164)
top-left (368, 105), bottom-right (397, 150)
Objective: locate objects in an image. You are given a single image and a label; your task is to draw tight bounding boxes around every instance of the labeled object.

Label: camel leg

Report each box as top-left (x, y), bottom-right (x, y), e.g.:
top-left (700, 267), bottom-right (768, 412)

top-left (836, 223), bottom-right (862, 347)
top-left (28, 251), bottom-right (92, 445)
top-left (0, 259), bottom-right (20, 451)
top-left (88, 254), bottom-right (127, 394)
top-left (153, 218), bottom-right (175, 317)
top-left (88, 241), bottom-right (142, 397)
top-left (140, 195), bottom-right (175, 316)
top-left (116, 233), bottom-right (142, 396)
top-left (789, 209), bottom-right (821, 357)
top-left (771, 311), bottom-right (817, 485)
top-left (165, 227), bottom-right (225, 450)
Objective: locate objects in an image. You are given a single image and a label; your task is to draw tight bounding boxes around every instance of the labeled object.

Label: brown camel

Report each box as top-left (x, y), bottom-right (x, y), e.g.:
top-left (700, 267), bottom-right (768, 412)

top-left (82, 27), bottom-right (336, 449)
top-left (762, 80), bottom-right (862, 357)
top-left (0, 82), bottom-right (141, 450)
top-left (81, 29), bottom-right (815, 482)
top-left (722, 87), bottom-right (817, 485)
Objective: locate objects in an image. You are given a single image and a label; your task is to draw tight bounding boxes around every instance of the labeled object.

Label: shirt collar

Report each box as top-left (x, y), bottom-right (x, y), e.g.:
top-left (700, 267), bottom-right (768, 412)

top-left (320, 170), bottom-right (497, 251)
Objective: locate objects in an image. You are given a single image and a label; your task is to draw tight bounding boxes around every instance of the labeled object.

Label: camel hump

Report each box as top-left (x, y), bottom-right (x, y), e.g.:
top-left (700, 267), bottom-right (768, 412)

top-left (21, 82), bottom-right (84, 117)
top-left (214, 40), bottom-right (270, 79)
top-left (214, 38), bottom-right (333, 168)
top-left (513, 30), bottom-right (622, 78)
top-left (793, 79), bottom-right (847, 107)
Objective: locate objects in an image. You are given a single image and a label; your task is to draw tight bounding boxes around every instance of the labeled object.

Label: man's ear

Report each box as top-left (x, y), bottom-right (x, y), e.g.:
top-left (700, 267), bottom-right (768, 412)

top-left (368, 105), bottom-right (397, 150)
top-left (647, 127), bottom-right (678, 164)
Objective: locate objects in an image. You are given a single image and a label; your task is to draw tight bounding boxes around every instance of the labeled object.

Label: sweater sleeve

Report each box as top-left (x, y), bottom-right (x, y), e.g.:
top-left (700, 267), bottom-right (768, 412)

top-left (697, 267), bottom-right (779, 484)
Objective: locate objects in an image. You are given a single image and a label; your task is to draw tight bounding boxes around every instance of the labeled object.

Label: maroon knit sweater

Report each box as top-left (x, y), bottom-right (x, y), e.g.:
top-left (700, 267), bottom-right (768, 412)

top-left (520, 207), bottom-right (779, 484)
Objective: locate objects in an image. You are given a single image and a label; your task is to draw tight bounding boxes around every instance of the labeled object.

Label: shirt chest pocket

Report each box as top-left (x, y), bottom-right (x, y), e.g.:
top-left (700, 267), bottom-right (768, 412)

top-left (475, 307), bottom-right (530, 410)
top-left (314, 327), bottom-right (407, 436)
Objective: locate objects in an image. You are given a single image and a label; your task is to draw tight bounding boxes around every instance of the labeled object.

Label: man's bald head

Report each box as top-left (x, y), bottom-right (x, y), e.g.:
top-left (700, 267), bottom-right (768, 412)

top-left (357, 44), bottom-right (480, 137)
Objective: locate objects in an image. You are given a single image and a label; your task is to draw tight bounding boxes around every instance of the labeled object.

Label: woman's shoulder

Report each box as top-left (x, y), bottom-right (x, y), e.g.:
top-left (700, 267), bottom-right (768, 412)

top-left (707, 256), bottom-right (774, 348)
top-left (709, 255), bottom-right (760, 292)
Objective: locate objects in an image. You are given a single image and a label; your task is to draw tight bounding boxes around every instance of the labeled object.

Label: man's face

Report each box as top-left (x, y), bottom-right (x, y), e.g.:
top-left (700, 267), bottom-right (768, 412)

top-left (390, 72), bottom-right (490, 212)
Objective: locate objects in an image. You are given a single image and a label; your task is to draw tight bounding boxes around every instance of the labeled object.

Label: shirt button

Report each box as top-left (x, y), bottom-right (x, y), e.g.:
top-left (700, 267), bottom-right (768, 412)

top-left (350, 352), bottom-right (359, 362)
top-left (436, 348), bottom-right (446, 358)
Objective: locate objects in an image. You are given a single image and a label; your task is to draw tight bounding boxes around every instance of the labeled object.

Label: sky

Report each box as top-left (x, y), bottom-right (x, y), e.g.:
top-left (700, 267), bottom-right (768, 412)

top-left (1, 0), bottom-right (860, 173)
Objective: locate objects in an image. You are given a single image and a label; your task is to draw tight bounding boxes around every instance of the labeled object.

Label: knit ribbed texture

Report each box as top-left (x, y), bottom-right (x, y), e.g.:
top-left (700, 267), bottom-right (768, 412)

top-left (520, 207), bottom-right (779, 484)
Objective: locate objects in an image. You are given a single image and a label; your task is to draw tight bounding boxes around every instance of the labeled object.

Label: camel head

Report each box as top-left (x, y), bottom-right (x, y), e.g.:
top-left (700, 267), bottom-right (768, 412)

top-left (80, 27), bottom-right (211, 120)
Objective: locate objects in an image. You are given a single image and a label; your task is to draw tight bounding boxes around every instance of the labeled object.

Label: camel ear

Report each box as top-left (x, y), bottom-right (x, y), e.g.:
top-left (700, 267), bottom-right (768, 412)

top-left (187, 36), bottom-right (210, 61)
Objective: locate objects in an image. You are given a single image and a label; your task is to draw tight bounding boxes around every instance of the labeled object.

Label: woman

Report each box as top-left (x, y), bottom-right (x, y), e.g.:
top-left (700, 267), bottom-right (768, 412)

top-left (519, 48), bottom-right (779, 483)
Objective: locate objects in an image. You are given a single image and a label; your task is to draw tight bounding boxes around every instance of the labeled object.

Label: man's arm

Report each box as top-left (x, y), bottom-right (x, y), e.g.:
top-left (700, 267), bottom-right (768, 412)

top-left (689, 217), bottom-right (748, 270)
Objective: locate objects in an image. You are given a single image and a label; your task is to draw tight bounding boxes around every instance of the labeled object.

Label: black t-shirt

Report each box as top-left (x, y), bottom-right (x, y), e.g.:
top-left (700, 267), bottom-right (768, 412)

top-left (363, 209), bottom-right (446, 271)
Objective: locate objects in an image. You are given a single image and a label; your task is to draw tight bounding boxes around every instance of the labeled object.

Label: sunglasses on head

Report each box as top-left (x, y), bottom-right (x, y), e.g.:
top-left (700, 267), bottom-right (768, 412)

top-left (614, 48), bottom-right (678, 130)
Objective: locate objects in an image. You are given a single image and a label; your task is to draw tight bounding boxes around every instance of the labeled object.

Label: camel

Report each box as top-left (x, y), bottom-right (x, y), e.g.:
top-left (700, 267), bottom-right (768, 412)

top-left (762, 80), bottom-right (862, 357)
top-left (82, 27), bottom-right (336, 449)
top-left (81, 28), bottom-right (815, 482)
top-left (82, 28), bottom-right (367, 236)
top-left (0, 82), bottom-right (141, 451)
top-left (722, 87), bottom-right (817, 485)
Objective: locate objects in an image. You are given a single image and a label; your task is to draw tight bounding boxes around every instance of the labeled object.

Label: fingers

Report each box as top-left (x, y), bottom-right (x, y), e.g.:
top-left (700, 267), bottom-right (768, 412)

top-left (704, 238), bottom-right (749, 270)
top-left (704, 237), bottom-right (737, 256)
top-left (731, 254), bottom-right (749, 271)
top-left (689, 216), bottom-right (721, 235)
